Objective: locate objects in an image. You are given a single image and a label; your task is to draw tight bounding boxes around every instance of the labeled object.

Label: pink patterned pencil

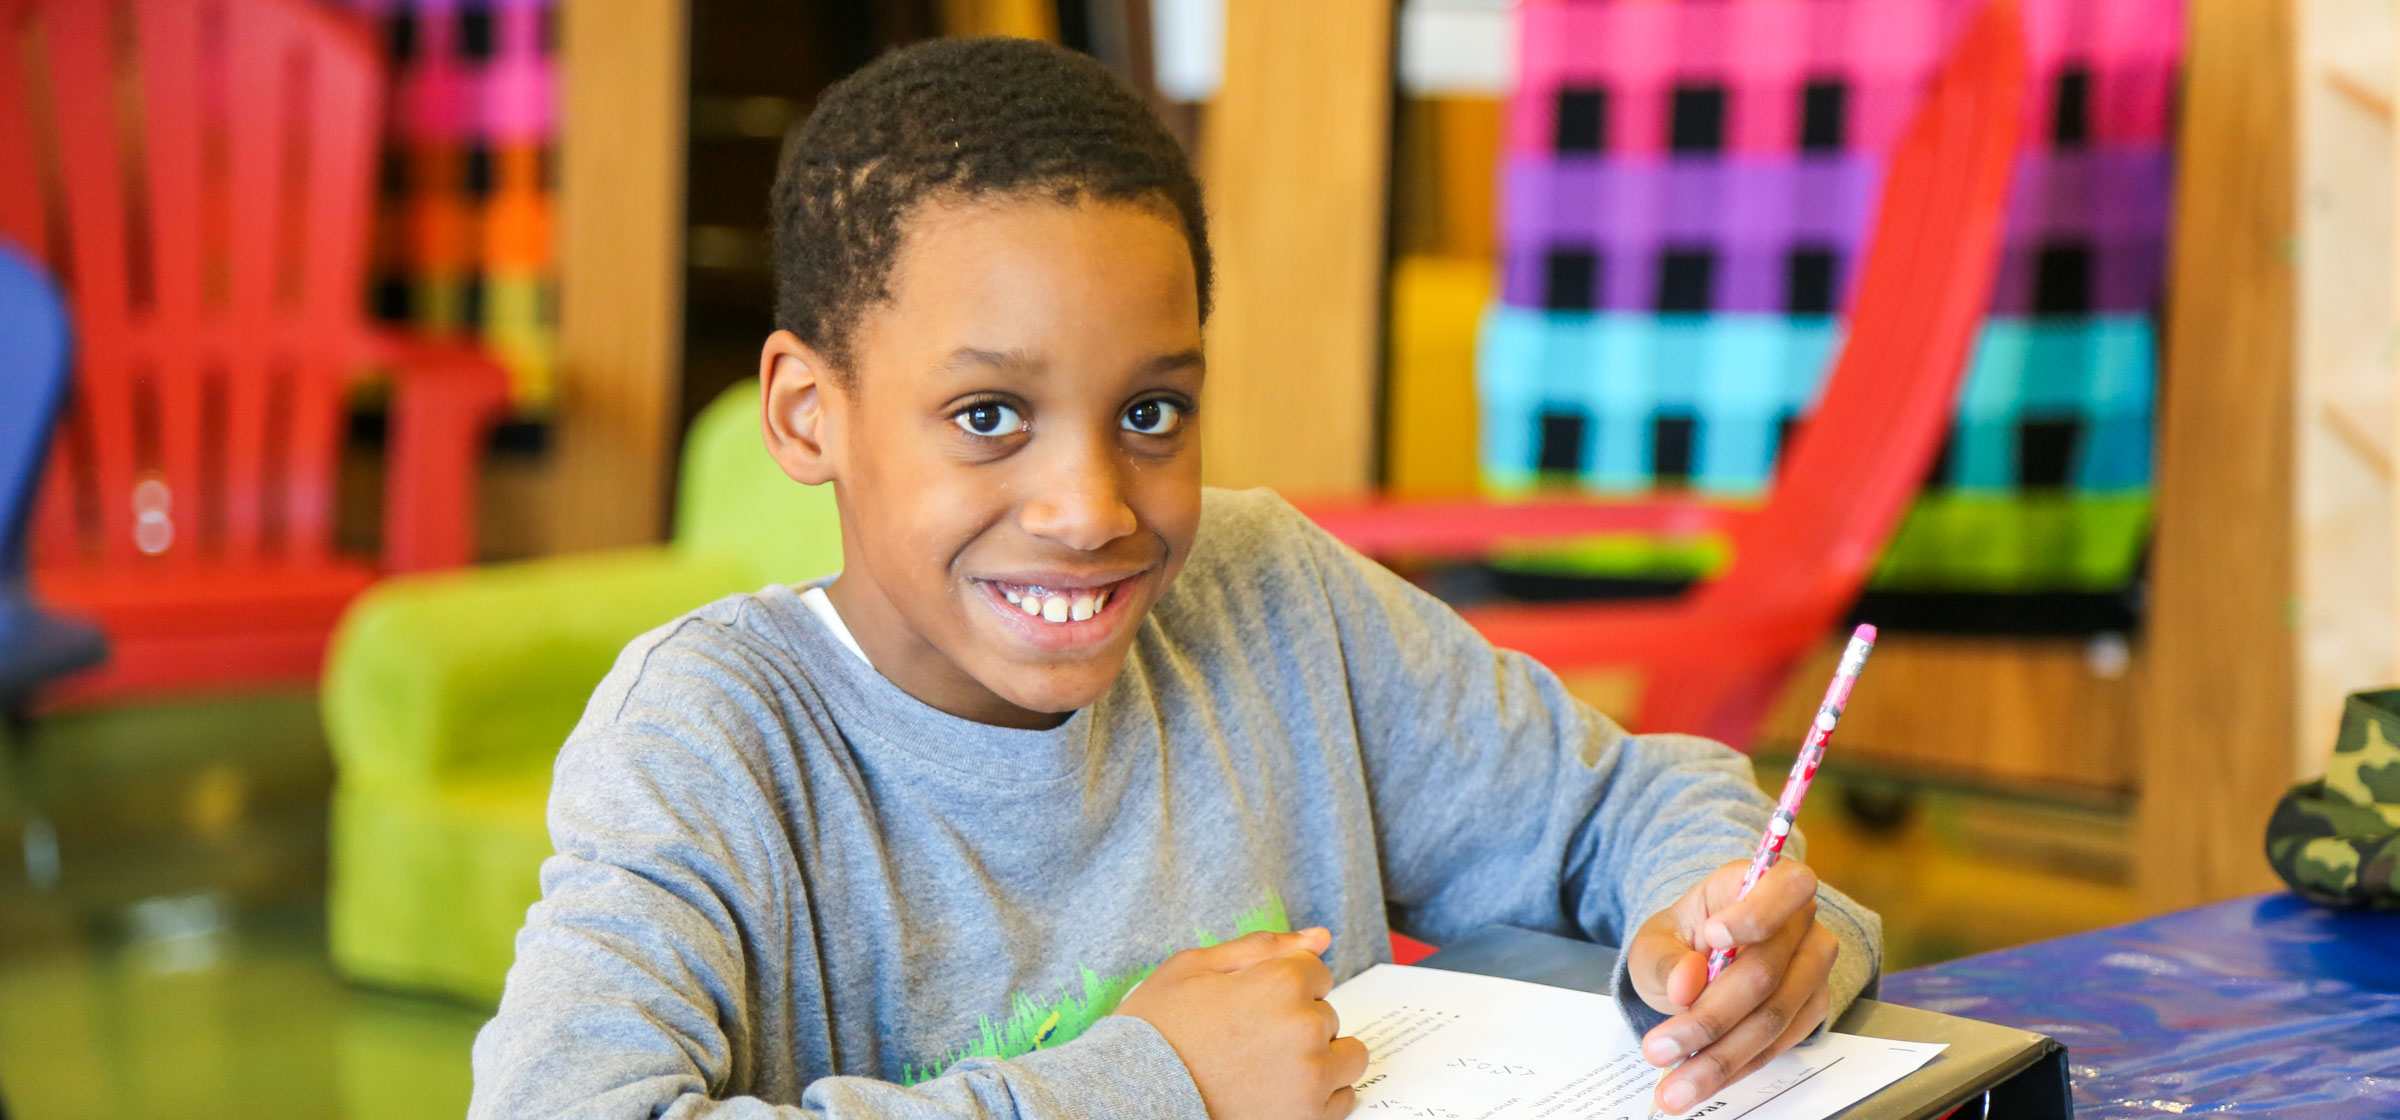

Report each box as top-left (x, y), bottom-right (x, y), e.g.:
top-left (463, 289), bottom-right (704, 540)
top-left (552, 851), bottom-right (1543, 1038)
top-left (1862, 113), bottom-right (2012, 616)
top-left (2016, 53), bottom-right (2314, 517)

top-left (1706, 623), bottom-right (1878, 980)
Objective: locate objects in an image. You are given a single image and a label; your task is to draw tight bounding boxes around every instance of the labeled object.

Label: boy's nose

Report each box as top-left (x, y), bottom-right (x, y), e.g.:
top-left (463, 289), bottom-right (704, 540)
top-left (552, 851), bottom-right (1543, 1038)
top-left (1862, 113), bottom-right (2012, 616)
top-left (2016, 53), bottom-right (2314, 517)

top-left (1019, 451), bottom-right (1138, 552)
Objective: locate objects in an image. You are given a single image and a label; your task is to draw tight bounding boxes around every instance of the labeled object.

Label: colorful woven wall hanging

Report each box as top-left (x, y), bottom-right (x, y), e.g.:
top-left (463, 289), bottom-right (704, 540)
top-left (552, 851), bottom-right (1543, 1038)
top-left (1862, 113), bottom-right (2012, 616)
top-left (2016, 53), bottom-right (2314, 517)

top-left (346, 0), bottom-right (558, 409)
top-left (1484, 0), bottom-right (2178, 593)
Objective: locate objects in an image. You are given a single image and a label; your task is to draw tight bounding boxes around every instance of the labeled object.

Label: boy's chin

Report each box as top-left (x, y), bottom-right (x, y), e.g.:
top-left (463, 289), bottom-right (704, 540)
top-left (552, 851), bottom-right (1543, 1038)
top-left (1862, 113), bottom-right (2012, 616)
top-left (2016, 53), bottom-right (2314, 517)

top-left (981, 653), bottom-right (1126, 716)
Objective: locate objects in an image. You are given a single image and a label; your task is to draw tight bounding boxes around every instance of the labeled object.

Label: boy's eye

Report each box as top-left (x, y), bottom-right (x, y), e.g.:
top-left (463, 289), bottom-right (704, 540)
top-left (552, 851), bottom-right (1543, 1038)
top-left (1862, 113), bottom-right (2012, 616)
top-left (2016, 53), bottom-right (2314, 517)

top-left (953, 401), bottom-right (1024, 437)
top-left (1122, 399), bottom-right (1184, 435)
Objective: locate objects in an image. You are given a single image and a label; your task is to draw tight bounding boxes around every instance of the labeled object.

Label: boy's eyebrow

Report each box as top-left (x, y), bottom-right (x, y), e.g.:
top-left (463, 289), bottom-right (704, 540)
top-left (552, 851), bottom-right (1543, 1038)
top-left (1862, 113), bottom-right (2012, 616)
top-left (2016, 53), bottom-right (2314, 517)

top-left (934, 346), bottom-right (1206, 379)
top-left (1135, 348), bottom-right (1206, 378)
top-left (937, 347), bottom-right (1041, 378)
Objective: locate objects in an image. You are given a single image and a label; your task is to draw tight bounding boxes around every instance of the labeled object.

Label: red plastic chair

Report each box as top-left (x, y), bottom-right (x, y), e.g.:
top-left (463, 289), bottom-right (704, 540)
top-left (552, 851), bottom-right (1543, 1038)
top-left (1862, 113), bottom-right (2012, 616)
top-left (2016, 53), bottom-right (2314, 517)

top-left (1304, 0), bottom-right (2027, 748)
top-left (0, 0), bottom-right (508, 707)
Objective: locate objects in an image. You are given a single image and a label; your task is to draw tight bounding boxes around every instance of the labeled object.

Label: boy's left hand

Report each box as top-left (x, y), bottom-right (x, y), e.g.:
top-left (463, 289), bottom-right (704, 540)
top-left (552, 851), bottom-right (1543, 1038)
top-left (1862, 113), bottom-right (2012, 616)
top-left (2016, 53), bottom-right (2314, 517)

top-left (1625, 859), bottom-right (1840, 1115)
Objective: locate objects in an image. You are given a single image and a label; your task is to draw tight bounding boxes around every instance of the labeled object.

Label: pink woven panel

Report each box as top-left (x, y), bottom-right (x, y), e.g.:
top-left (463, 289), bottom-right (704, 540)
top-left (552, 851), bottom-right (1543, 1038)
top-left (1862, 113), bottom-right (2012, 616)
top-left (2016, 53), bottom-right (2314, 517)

top-left (1510, 0), bottom-right (2181, 157)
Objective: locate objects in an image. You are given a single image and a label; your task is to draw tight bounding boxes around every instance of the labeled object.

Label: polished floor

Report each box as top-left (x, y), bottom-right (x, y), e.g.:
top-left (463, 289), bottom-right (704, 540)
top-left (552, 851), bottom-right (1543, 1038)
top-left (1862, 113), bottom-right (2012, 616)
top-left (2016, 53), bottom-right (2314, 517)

top-left (0, 693), bottom-right (481, 1120)
top-left (0, 690), bottom-right (2143, 1119)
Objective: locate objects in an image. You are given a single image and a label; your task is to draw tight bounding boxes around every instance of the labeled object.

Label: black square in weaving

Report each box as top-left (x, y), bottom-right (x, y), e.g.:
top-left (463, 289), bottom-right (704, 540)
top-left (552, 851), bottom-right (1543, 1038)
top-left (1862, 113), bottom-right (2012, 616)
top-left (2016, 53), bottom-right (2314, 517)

top-left (2034, 242), bottom-right (2094, 315)
top-left (1556, 87), bottom-right (1609, 153)
top-left (1656, 249), bottom-right (1716, 312)
top-left (460, 7), bottom-right (496, 59)
top-left (373, 276), bottom-right (412, 321)
top-left (1537, 412), bottom-right (1589, 475)
top-left (1773, 413), bottom-right (1806, 472)
top-left (2017, 420), bottom-right (2081, 489)
top-left (2052, 66), bottom-right (2092, 147)
top-left (1544, 247), bottom-right (1602, 311)
top-left (1785, 247), bottom-right (1839, 315)
top-left (386, 8), bottom-right (419, 62)
top-left (459, 278), bottom-right (487, 327)
top-left (1670, 85), bottom-right (1727, 152)
top-left (1922, 430), bottom-right (1958, 488)
top-left (1800, 80), bottom-right (1846, 151)
top-left (1652, 414), bottom-right (1698, 482)
top-left (464, 145), bottom-right (495, 197)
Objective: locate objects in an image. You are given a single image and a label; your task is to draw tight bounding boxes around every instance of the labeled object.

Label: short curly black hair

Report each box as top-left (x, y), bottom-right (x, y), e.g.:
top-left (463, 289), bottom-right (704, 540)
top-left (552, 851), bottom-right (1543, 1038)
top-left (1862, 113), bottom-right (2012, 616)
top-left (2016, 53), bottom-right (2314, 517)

top-left (771, 37), bottom-right (1211, 384)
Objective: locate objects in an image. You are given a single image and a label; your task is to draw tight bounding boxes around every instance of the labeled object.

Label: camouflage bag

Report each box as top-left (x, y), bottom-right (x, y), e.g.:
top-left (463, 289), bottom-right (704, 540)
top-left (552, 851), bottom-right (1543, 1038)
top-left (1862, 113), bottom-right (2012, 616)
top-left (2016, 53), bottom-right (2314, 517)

top-left (2265, 687), bottom-right (2400, 909)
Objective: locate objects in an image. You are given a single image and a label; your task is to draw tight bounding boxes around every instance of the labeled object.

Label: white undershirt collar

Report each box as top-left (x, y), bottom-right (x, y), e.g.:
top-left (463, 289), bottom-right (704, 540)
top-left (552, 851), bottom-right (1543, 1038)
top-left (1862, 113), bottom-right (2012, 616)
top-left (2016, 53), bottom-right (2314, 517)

top-left (799, 584), bottom-right (870, 665)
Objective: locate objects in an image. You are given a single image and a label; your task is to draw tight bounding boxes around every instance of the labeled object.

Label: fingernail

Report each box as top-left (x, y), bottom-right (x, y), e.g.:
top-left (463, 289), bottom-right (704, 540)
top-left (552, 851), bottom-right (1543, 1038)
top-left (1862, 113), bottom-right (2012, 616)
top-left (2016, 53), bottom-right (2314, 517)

top-left (1642, 1034), bottom-right (1679, 1064)
top-left (1706, 921), bottom-right (1731, 948)
top-left (1662, 1081), bottom-right (1697, 1114)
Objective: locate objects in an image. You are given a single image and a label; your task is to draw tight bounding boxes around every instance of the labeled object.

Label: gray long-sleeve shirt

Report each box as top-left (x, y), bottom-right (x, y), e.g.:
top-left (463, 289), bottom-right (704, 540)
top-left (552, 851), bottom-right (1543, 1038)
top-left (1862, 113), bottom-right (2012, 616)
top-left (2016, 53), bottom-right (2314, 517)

top-left (469, 487), bottom-right (1881, 1119)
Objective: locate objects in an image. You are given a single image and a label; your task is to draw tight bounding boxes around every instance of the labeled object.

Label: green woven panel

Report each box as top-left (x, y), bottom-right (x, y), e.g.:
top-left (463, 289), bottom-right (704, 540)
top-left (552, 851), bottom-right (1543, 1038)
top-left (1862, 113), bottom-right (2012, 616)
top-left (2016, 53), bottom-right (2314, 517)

top-left (1492, 492), bottom-right (2151, 592)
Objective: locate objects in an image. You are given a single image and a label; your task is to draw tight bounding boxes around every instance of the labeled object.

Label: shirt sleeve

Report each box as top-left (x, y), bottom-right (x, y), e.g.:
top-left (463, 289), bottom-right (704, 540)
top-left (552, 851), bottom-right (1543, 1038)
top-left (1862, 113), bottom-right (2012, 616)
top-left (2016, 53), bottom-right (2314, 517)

top-left (1266, 497), bottom-right (1882, 1035)
top-left (467, 635), bottom-right (1210, 1120)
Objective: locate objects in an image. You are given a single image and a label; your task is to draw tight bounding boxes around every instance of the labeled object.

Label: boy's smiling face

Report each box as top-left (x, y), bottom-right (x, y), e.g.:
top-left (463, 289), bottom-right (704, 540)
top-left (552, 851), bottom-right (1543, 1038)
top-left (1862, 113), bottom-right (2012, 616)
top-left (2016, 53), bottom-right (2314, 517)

top-left (761, 195), bottom-right (1205, 729)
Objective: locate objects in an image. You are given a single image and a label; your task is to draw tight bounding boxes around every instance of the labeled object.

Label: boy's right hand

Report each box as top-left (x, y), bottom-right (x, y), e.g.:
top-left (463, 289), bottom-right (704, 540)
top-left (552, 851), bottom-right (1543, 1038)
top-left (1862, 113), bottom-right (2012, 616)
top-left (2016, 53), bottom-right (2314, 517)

top-left (1115, 927), bottom-right (1368, 1120)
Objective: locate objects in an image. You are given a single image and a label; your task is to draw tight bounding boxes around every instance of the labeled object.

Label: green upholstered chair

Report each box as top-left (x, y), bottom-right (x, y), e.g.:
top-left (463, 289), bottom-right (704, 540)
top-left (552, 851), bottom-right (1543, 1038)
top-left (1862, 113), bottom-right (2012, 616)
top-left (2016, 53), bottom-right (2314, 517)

top-left (323, 383), bottom-right (843, 1004)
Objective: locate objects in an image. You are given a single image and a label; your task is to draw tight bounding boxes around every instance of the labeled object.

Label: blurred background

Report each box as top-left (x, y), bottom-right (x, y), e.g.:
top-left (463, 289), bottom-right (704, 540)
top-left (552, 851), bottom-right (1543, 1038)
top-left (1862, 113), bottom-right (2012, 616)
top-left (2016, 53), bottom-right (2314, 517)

top-left (0, 0), bottom-right (2383, 1116)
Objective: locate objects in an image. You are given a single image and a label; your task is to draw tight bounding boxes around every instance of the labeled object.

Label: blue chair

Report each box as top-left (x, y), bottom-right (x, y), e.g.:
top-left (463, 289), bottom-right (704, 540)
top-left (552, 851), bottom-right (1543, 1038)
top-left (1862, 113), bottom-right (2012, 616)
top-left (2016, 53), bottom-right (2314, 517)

top-left (0, 242), bottom-right (106, 887)
top-left (0, 243), bottom-right (103, 703)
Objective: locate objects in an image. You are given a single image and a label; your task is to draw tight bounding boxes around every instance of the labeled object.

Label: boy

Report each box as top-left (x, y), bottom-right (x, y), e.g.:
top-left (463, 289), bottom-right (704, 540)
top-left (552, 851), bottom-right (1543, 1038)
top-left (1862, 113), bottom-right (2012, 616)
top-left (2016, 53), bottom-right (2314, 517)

top-left (471, 37), bottom-right (1879, 1120)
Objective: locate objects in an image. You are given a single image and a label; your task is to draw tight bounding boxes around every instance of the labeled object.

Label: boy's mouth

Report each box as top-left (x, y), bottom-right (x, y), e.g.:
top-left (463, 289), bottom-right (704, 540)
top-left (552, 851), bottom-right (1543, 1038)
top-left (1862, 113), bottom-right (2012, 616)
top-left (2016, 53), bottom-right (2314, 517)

top-left (992, 580), bottom-right (1117, 623)
top-left (970, 572), bottom-right (1143, 649)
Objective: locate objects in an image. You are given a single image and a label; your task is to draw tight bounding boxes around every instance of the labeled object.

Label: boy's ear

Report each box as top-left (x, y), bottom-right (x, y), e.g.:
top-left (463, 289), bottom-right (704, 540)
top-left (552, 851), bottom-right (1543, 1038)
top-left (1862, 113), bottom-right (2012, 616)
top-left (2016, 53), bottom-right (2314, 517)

top-left (760, 329), bottom-right (841, 485)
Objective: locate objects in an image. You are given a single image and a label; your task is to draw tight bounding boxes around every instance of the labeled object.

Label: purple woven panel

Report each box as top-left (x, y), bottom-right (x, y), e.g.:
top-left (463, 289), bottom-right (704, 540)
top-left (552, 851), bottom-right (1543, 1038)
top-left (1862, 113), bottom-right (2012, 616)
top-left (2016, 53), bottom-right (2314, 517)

top-left (1989, 147), bottom-right (2170, 316)
top-left (1501, 148), bottom-right (2171, 315)
top-left (1501, 157), bottom-right (1880, 313)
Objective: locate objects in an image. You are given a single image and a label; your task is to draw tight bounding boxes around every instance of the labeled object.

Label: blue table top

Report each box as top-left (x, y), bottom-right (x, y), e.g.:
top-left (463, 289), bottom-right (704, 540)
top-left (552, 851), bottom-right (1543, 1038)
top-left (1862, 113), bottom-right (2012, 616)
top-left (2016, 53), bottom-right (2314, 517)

top-left (1882, 893), bottom-right (2400, 1117)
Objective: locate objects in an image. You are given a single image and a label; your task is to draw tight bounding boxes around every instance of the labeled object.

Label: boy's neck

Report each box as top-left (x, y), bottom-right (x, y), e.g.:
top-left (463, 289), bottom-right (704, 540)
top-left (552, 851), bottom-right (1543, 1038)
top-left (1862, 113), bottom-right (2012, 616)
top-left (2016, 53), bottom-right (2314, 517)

top-left (822, 573), bottom-right (1072, 731)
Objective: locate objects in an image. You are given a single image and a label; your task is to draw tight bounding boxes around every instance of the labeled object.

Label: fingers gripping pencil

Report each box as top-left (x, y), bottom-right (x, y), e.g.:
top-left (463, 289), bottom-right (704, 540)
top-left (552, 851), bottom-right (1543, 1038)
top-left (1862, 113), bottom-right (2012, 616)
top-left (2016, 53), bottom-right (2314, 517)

top-left (1705, 624), bottom-right (1876, 981)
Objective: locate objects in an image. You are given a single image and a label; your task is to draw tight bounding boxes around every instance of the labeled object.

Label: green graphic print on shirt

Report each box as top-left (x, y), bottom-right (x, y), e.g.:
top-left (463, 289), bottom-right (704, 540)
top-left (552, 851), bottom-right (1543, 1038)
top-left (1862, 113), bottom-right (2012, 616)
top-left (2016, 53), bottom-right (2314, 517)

top-left (901, 891), bottom-right (1292, 1085)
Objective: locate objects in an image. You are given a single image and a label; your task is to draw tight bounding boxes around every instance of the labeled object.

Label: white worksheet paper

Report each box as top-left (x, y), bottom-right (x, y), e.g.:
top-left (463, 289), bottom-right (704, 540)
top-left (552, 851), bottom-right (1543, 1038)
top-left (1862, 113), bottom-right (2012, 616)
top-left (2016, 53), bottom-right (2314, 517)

top-left (1326, 965), bottom-right (1945, 1120)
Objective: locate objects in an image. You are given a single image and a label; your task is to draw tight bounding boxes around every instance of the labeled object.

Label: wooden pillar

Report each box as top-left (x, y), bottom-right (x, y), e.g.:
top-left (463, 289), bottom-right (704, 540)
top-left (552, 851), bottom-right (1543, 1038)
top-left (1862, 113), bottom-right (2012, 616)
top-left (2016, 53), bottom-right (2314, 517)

top-left (1199, 0), bottom-right (1392, 496)
top-left (551, 0), bottom-right (688, 551)
top-left (2137, 0), bottom-right (2297, 909)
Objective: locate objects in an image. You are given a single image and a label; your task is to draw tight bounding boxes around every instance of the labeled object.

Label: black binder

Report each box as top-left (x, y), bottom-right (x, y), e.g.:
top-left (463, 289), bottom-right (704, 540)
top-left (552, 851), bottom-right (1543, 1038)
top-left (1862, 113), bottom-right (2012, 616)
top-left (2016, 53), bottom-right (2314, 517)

top-left (1416, 926), bottom-right (2074, 1120)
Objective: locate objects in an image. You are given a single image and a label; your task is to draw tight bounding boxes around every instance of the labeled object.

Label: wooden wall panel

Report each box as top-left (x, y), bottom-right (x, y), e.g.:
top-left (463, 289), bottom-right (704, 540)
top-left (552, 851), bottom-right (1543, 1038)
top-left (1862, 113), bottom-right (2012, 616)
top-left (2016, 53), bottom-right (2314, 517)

top-left (938, 0), bottom-right (1058, 40)
top-left (2296, 0), bottom-right (2399, 767)
top-left (2137, 0), bottom-right (2297, 910)
top-left (1755, 638), bottom-right (2139, 796)
top-left (1199, 0), bottom-right (1392, 496)
top-left (1393, 97), bottom-right (1503, 260)
top-left (550, 0), bottom-right (688, 551)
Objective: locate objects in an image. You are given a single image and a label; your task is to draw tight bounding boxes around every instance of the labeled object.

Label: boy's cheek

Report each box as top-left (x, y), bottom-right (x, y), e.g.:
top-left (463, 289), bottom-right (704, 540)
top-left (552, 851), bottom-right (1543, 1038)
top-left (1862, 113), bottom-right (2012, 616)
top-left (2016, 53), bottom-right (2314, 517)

top-left (1133, 458), bottom-right (1205, 564)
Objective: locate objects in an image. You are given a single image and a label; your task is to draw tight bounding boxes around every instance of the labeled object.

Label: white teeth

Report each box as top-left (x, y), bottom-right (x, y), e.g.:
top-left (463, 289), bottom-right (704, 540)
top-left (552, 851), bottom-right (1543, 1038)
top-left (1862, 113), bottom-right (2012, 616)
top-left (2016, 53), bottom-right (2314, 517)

top-left (997, 581), bottom-right (1120, 624)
